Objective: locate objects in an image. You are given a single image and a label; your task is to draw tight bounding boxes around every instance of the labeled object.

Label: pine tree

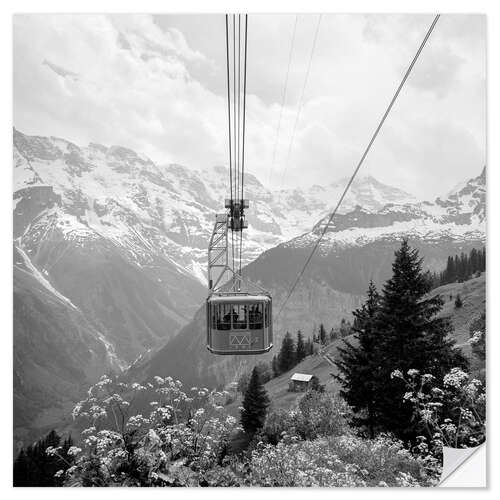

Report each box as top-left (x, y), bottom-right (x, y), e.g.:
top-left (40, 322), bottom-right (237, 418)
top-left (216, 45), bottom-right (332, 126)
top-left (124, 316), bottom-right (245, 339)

top-left (278, 331), bottom-right (296, 373)
top-left (240, 366), bottom-right (270, 435)
top-left (455, 294), bottom-right (463, 308)
top-left (271, 355), bottom-right (280, 378)
top-left (329, 328), bottom-right (337, 342)
top-left (319, 324), bottom-right (327, 345)
top-left (373, 239), bottom-right (467, 440)
top-left (296, 330), bottom-right (306, 363)
top-left (335, 281), bottom-right (381, 438)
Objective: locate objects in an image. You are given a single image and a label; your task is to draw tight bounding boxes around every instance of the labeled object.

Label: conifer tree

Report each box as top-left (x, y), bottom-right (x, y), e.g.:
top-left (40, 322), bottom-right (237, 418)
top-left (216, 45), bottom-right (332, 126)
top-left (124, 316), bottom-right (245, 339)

top-left (374, 239), bottom-right (467, 440)
top-left (240, 366), bottom-right (270, 435)
top-left (271, 355), bottom-right (280, 378)
top-left (296, 330), bottom-right (306, 363)
top-left (335, 281), bottom-right (381, 438)
top-left (14, 430), bottom-right (73, 486)
top-left (329, 328), bottom-right (337, 342)
top-left (455, 294), bottom-right (463, 308)
top-left (278, 331), bottom-right (296, 373)
top-left (319, 324), bottom-right (327, 345)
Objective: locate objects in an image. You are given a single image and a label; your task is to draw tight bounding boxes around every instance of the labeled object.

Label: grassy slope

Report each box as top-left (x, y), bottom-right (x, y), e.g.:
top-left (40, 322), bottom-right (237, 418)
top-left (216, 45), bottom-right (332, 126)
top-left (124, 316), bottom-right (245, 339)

top-left (226, 274), bottom-right (485, 416)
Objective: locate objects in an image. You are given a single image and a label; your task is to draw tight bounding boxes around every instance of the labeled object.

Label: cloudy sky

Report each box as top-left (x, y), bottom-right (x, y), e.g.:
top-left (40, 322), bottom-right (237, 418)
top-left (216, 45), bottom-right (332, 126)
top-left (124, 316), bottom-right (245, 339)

top-left (13, 13), bottom-right (485, 198)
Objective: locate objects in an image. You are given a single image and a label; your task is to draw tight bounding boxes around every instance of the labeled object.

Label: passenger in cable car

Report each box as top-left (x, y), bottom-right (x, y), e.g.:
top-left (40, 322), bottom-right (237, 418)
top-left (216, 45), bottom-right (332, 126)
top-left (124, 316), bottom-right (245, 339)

top-left (249, 305), bottom-right (263, 329)
top-left (220, 310), bottom-right (231, 330)
top-left (231, 307), bottom-right (239, 326)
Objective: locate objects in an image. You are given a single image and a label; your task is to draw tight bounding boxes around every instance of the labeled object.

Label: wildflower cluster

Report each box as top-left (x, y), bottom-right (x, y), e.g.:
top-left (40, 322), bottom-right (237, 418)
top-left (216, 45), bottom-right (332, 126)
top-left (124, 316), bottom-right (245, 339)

top-left (62, 376), bottom-right (237, 486)
top-left (242, 434), bottom-right (436, 487)
top-left (392, 367), bottom-right (485, 459)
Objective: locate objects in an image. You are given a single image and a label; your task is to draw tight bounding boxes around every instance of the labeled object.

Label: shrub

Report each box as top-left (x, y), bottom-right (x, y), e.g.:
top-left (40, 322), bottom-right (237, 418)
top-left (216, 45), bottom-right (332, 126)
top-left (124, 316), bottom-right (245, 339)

top-left (244, 434), bottom-right (437, 487)
top-left (263, 391), bottom-right (350, 443)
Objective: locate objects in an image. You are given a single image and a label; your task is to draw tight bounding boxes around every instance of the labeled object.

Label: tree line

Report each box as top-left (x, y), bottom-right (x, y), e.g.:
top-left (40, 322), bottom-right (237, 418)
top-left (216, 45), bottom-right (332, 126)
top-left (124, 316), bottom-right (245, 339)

top-left (14, 430), bottom-right (74, 486)
top-left (432, 247), bottom-right (485, 287)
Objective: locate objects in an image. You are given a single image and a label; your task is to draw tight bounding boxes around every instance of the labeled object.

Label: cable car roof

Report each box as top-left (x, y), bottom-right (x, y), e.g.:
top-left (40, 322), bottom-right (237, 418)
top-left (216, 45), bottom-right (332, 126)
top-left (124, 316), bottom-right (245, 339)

top-left (208, 294), bottom-right (270, 303)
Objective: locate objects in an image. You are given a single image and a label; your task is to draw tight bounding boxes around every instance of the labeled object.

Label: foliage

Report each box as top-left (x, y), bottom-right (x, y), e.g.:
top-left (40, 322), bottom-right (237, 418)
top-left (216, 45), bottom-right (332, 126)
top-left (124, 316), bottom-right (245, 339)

top-left (263, 391), bottom-right (350, 444)
top-left (434, 247), bottom-right (486, 286)
top-left (243, 434), bottom-right (437, 487)
top-left (240, 367), bottom-right (270, 436)
top-left (319, 324), bottom-right (327, 345)
top-left (255, 362), bottom-right (273, 384)
top-left (271, 355), bottom-right (279, 378)
top-left (371, 240), bottom-right (467, 441)
top-left (309, 375), bottom-right (325, 393)
top-left (53, 375), bottom-right (236, 486)
top-left (339, 318), bottom-right (352, 338)
top-left (392, 367), bottom-right (485, 458)
top-left (335, 281), bottom-right (381, 437)
top-left (278, 331), bottom-right (296, 373)
top-left (236, 372), bottom-right (250, 395)
top-left (296, 330), bottom-right (307, 363)
top-left (14, 430), bottom-right (74, 486)
top-left (468, 313), bottom-right (486, 379)
top-left (454, 294), bottom-right (463, 308)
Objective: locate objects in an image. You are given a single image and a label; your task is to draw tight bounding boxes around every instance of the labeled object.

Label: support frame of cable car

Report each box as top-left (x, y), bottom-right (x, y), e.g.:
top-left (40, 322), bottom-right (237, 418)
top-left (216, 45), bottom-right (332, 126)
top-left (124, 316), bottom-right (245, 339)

top-left (206, 206), bottom-right (273, 356)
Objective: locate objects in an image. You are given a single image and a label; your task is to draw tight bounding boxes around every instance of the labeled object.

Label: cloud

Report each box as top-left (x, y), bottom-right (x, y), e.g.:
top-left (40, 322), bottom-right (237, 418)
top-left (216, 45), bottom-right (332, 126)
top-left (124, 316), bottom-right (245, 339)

top-left (13, 14), bottom-right (485, 199)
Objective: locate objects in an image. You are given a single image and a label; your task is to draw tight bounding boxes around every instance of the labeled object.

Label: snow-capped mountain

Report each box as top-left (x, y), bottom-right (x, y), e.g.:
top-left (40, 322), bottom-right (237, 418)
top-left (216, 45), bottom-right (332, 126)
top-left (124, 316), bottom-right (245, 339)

top-left (293, 167), bottom-right (485, 254)
top-left (13, 129), bottom-right (416, 283)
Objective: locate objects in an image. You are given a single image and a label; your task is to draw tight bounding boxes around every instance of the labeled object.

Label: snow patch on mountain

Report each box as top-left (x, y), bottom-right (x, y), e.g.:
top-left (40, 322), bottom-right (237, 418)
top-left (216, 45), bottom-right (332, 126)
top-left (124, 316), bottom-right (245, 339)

top-left (13, 129), bottom-right (485, 287)
top-left (15, 244), bottom-right (79, 310)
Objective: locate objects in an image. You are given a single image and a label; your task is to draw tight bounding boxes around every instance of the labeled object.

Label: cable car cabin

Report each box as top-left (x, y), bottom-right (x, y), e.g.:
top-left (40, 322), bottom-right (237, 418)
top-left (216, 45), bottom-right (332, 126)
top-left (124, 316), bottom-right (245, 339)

top-left (207, 294), bottom-right (272, 355)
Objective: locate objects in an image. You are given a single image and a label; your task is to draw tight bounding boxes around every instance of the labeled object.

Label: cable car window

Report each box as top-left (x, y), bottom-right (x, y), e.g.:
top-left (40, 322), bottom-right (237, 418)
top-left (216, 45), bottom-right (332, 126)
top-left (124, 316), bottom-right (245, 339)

top-left (233, 304), bottom-right (248, 329)
top-left (264, 303), bottom-right (269, 328)
top-left (249, 303), bottom-right (263, 330)
top-left (216, 303), bottom-right (232, 330)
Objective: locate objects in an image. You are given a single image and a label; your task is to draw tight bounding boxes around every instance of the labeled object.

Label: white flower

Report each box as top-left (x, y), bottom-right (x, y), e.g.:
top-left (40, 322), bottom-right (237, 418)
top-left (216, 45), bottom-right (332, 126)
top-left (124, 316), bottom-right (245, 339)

top-left (67, 446), bottom-right (82, 456)
top-left (468, 331), bottom-right (483, 345)
top-left (391, 370), bottom-right (403, 380)
top-left (420, 409), bottom-right (433, 423)
top-left (443, 368), bottom-right (468, 388)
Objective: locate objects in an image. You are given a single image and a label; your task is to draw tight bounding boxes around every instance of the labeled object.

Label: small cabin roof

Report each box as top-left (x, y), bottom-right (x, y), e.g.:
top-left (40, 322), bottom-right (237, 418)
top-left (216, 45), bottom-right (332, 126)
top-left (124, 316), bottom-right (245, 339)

top-left (208, 294), bottom-right (270, 303)
top-left (290, 373), bottom-right (313, 382)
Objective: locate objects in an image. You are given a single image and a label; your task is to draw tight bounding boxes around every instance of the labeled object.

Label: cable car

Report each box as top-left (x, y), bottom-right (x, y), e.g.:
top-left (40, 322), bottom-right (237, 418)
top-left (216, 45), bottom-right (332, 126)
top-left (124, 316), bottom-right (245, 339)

top-left (207, 293), bottom-right (272, 355)
top-left (206, 14), bottom-right (272, 355)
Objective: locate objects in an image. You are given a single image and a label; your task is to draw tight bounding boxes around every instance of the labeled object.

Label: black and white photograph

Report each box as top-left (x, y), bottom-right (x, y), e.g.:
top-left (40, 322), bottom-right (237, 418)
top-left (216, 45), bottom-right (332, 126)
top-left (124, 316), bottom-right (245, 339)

top-left (9, 6), bottom-right (489, 489)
